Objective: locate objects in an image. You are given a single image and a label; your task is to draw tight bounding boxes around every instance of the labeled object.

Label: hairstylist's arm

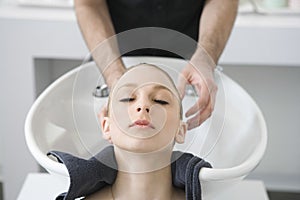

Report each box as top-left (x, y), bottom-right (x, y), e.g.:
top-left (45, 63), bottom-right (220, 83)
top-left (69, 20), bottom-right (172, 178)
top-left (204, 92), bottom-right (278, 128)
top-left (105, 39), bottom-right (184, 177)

top-left (178, 0), bottom-right (238, 130)
top-left (74, 0), bottom-right (125, 88)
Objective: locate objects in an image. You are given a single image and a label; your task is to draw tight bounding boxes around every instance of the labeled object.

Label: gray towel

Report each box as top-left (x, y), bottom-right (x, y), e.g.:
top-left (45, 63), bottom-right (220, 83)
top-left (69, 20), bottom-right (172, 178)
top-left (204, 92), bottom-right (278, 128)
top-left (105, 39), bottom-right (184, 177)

top-left (171, 152), bottom-right (212, 200)
top-left (48, 146), bottom-right (211, 200)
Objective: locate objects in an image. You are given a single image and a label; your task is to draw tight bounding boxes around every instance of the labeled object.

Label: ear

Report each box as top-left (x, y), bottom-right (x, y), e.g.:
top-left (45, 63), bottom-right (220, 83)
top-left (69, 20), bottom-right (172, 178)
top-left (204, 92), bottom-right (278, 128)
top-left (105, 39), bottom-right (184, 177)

top-left (175, 121), bottom-right (187, 144)
top-left (101, 117), bottom-right (112, 144)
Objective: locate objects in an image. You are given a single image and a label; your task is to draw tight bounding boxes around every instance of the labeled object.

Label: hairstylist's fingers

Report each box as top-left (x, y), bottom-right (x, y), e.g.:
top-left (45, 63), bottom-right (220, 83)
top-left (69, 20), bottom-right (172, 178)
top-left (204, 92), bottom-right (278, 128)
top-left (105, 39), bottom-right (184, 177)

top-left (209, 84), bottom-right (217, 114)
top-left (187, 106), bottom-right (209, 130)
top-left (97, 103), bottom-right (108, 122)
top-left (187, 82), bottom-right (217, 130)
top-left (186, 113), bottom-right (200, 130)
top-left (185, 81), bottom-right (209, 118)
top-left (187, 99), bottom-right (213, 130)
top-left (177, 71), bottom-right (188, 99)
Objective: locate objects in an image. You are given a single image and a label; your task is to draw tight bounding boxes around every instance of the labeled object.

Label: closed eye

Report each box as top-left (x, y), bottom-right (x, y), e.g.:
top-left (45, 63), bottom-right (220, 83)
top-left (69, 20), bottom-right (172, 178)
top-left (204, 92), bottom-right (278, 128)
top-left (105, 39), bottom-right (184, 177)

top-left (119, 98), bottom-right (135, 102)
top-left (153, 99), bottom-right (169, 105)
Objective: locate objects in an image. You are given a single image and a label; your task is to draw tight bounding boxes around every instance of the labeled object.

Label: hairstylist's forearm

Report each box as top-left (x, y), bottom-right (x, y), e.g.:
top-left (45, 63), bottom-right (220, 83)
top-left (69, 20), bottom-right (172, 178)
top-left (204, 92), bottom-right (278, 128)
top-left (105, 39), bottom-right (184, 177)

top-left (74, 0), bottom-right (125, 88)
top-left (74, 0), bottom-right (115, 49)
top-left (197, 0), bottom-right (238, 65)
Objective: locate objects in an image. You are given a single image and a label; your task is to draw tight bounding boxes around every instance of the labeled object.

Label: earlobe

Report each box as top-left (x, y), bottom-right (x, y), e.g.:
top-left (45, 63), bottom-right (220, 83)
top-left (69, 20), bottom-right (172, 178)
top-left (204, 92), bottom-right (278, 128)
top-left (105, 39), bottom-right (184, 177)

top-left (101, 117), bottom-right (112, 143)
top-left (175, 121), bottom-right (187, 144)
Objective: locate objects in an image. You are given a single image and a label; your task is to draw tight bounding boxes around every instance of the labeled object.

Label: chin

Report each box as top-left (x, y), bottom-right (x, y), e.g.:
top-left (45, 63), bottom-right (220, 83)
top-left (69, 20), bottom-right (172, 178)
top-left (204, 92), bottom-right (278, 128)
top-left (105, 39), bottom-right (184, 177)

top-left (117, 138), bottom-right (174, 154)
top-left (121, 140), bottom-right (157, 153)
top-left (111, 128), bottom-right (175, 154)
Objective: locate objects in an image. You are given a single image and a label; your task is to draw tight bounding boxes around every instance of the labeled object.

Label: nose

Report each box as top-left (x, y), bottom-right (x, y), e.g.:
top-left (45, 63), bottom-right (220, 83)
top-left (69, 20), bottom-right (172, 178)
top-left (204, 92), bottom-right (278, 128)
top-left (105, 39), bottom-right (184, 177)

top-left (136, 95), bottom-right (151, 113)
top-left (136, 106), bottom-right (150, 113)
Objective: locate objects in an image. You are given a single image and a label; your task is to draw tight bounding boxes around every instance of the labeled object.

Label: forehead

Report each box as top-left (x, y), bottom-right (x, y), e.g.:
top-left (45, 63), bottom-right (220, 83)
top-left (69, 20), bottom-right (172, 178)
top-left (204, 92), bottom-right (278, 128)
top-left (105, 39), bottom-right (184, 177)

top-left (113, 64), bottom-right (178, 96)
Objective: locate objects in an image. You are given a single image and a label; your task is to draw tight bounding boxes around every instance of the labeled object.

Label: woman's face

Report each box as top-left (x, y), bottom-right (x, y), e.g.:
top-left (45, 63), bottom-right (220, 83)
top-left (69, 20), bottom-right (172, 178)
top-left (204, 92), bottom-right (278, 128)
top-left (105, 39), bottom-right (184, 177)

top-left (103, 64), bottom-right (185, 153)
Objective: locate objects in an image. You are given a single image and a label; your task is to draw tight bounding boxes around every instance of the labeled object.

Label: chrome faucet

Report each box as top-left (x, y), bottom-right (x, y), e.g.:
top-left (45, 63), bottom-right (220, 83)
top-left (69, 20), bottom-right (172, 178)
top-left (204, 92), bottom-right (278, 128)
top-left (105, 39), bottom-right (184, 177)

top-left (93, 84), bottom-right (109, 98)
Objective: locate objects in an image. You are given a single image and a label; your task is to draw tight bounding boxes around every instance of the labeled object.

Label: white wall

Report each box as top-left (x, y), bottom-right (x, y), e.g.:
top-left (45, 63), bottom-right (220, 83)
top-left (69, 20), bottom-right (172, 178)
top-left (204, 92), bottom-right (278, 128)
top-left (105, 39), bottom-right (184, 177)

top-left (222, 65), bottom-right (300, 191)
top-left (34, 59), bottom-right (82, 97)
top-left (0, 8), bottom-right (88, 199)
top-left (0, 135), bottom-right (2, 181)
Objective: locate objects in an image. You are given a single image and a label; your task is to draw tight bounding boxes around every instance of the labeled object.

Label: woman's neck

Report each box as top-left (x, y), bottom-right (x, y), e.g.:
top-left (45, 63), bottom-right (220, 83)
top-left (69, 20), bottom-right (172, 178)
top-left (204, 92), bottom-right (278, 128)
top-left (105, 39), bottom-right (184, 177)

top-left (114, 144), bottom-right (173, 173)
top-left (112, 166), bottom-right (173, 200)
top-left (112, 145), bottom-right (174, 200)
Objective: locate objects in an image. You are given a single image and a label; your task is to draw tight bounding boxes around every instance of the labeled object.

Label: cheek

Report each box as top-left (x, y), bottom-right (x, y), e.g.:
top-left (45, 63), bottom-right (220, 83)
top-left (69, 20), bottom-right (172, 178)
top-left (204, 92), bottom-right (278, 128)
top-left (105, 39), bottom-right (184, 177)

top-left (148, 104), bottom-right (167, 131)
top-left (151, 105), bottom-right (180, 138)
top-left (166, 111), bottom-right (180, 130)
top-left (110, 100), bottom-right (131, 131)
top-left (109, 123), bottom-right (118, 139)
top-left (164, 106), bottom-right (181, 132)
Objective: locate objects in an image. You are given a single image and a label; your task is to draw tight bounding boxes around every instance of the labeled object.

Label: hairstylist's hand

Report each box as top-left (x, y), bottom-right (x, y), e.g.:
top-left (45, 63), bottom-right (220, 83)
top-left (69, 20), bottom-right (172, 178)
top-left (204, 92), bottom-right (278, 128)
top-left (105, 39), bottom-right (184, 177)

top-left (177, 48), bottom-right (217, 130)
top-left (98, 104), bottom-right (108, 124)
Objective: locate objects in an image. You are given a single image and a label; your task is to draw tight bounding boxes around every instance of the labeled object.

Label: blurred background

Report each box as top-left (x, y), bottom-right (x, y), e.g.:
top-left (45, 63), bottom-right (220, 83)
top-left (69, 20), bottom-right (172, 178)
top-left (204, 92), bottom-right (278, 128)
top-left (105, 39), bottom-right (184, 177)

top-left (0, 0), bottom-right (299, 199)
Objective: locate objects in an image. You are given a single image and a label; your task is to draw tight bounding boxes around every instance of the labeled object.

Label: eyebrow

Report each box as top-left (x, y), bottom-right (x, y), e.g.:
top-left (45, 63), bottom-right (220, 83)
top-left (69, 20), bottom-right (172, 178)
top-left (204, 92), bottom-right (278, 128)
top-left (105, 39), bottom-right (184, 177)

top-left (152, 85), bottom-right (172, 92)
top-left (117, 83), bottom-right (172, 93)
top-left (117, 83), bottom-right (138, 89)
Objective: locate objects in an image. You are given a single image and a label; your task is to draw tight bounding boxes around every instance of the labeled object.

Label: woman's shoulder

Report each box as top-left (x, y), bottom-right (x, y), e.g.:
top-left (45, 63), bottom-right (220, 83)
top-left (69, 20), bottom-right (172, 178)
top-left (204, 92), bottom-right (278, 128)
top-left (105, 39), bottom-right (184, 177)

top-left (85, 185), bottom-right (113, 200)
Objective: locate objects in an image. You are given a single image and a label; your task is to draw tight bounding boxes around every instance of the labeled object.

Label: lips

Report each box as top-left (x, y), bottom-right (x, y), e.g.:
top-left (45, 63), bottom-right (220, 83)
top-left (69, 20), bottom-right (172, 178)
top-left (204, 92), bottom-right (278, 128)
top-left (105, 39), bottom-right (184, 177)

top-left (129, 120), bottom-right (155, 129)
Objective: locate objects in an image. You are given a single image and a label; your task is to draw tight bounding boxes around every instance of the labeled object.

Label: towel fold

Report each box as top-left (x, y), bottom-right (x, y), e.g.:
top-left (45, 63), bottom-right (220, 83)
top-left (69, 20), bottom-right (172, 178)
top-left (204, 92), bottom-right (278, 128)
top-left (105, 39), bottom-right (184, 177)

top-left (48, 146), bottom-right (117, 200)
top-left (48, 146), bottom-right (211, 200)
top-left (171, 151), bottom-right (212, 200)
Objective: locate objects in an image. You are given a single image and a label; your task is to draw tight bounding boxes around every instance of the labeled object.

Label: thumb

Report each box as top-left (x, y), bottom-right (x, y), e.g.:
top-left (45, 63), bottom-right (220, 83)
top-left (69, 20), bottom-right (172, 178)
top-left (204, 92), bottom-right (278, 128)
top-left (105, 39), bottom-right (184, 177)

top-left (98, 103), bottom-right (108, 121)
top-left (177, 73), bottom-right (188, 100)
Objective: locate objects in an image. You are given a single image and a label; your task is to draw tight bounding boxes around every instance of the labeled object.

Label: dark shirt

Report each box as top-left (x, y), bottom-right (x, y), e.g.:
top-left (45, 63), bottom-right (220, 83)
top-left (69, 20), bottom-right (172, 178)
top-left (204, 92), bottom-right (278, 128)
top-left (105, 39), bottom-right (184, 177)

top-left (106, 0), bottom-right (206, 58)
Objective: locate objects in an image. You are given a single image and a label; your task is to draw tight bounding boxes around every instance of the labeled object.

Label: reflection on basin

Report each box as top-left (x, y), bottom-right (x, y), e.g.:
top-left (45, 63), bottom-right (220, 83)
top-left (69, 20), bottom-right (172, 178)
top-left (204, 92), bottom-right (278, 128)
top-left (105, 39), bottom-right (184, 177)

top-left (25, 56), bottom-right (267, 199)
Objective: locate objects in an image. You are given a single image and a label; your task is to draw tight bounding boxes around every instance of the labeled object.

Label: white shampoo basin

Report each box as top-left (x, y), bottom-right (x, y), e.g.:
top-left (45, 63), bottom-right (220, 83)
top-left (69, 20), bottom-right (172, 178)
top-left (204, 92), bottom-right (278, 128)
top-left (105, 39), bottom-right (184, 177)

top-left (25, 56), bottom-right (267, 199)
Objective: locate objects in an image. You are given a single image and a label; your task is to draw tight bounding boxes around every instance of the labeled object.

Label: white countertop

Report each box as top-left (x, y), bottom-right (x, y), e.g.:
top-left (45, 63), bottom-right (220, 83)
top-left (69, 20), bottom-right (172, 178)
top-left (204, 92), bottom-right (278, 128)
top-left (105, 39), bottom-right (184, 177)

top-left (17, 173), bottom-right (270, 200)
top-left (236, 13), bottom-right (300, 28)
top-left (0, 4), bottom-right (76, 21)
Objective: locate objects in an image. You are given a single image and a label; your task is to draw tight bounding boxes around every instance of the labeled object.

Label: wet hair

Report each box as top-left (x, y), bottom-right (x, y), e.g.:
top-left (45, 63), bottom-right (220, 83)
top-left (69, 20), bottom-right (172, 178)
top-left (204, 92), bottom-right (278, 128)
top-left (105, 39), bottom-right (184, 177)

top-left (106, 63), bottom-right (183, 120)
